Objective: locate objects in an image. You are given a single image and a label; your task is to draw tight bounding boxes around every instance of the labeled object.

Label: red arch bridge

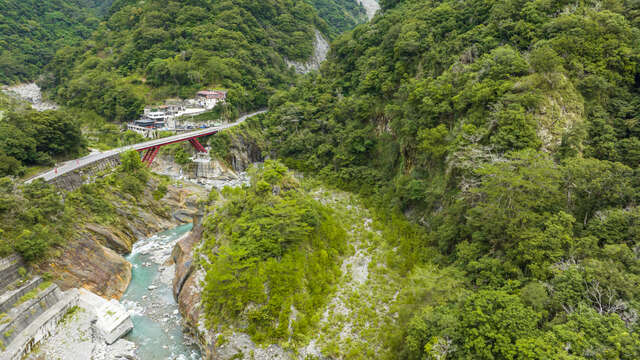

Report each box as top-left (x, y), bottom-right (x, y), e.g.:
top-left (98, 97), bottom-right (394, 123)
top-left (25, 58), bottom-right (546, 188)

top-left (137, 132), bottom-right (208, 166)
top-left (26, 111), bottom-right (266, 186)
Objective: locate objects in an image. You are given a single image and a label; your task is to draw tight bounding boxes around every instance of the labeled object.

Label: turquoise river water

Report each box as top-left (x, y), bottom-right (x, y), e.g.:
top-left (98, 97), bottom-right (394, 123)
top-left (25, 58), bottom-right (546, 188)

top-left (121, 223), bottom-right (202, 360)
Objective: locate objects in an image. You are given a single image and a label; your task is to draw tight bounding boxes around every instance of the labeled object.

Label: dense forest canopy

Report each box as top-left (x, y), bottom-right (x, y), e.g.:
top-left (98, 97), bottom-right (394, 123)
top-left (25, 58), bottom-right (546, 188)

top-left (0, 93), bottom-right (85, 177)
top-left (309, 0), bottom-right (367, 36)
top-left (201, 161), bottom-right (348, 344)
top-left (0, 0), bottom-right (109, 83)
top-left (218, 0), bottom-right (640, 357)
top-left (43, 0), bottom-right (368, 122)
top-left (5, 0), bottom-right (640, 358)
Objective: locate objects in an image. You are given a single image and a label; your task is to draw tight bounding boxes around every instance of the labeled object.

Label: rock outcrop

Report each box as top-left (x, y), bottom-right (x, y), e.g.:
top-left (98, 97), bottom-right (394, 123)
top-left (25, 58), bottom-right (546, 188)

top-left (172, 224), bottom-right (203, 333)
top-left (286, 30), bottom-right (330, 74)
top-left (41, 241), bottom-right (132, 300)
top-left (172, 224), bottom-right (293, 360)
top-left (34, 181), bottom-right (207, 300)
top-left (1, 83), bottom-right (58, 112)
top-left (357, 0), bottom-right (380, 20)
top-left (225, 132), bottom-right (265, 173)
top-left (85, 223), bottom-right (135, 255)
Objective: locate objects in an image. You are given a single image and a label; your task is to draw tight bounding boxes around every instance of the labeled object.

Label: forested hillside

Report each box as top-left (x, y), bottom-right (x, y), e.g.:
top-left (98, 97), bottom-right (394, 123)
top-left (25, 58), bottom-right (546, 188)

top-left (221, 0), bottom-right (640, 358)
top-left (45, 0), bottom-right (368, 122)
top-left (0, 0), bottom-right (108, 83)
top-left (0, 93), bottom-right (85, 177)
top-left (310, 0), bottom-right (367, 36)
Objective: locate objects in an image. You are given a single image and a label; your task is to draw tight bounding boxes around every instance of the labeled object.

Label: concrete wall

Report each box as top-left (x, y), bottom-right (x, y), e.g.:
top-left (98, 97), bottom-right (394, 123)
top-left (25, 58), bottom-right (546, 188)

top-left (0, 278), bottom-right (43, 314)
top-left (48, 155), bottom-right (121, 191)
top-left (1, 285), bottom-right (62, 346)
top-left (3, 289), bottom-right (79, 360)
top-left (0, 256), bottom-right (23, 290)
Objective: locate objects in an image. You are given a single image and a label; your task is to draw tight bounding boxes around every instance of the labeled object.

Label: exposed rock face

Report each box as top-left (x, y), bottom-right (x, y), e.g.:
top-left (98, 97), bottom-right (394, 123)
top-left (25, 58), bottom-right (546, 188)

top-left (2, 83), bottom-right (58, 111)
top-left (357, 0), bottom-right (380, 20)
top-left (286, 30), bottom-right (330, 74)
top-left (41, 240), bottom-right (132, 300)
top-left (86, 223), bottom-right (135, 254)
top-left (227, 131), bottom-right (265, 172)
top-left (34, 181), bottom-right (207, 300)
top-left (172, 224), bottom-right (203, 329)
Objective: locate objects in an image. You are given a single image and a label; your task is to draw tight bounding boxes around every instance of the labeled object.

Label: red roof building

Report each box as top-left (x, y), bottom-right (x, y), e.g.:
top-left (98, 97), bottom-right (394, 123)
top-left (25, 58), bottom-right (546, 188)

top-left (196, 90), bottom-right (227, 100)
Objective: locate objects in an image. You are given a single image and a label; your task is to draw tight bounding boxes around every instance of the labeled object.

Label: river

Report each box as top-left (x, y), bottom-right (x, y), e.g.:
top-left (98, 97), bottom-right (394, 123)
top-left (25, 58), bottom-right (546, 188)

top-left (121, 223), bottom-right (201, 360)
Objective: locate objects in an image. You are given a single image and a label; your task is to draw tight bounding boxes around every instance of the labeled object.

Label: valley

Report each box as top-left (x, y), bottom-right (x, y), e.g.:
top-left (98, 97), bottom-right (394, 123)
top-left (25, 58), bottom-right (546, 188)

top-left (3, 0), bottom-right (640, 359)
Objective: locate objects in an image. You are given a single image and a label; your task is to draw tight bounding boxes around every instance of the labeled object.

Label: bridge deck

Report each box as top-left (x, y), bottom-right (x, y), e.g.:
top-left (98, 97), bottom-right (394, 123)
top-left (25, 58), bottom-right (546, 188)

top-left (27, 110), bottom-right (266, 183)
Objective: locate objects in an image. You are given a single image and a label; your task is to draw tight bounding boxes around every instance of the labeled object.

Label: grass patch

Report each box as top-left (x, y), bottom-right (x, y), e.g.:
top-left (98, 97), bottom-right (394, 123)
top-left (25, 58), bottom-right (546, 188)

top-left (61, 306), bottom-right (81, 325)
top-left (15, 281), bottom-right (52, 307)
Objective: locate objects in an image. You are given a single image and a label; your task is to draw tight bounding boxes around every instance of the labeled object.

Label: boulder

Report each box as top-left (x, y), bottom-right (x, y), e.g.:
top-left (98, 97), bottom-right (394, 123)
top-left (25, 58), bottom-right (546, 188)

top-left (78, 288), bottom-right (133, 345)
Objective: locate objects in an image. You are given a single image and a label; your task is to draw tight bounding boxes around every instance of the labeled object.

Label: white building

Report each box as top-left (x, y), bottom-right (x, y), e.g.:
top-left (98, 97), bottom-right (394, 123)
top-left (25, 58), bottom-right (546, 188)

top-left (196, 90), bottom-right (227, 109)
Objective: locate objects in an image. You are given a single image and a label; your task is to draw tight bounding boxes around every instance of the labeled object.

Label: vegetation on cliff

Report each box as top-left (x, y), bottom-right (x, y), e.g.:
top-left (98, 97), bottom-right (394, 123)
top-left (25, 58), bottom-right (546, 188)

top-left (5, 0), bottom-right (640, 358)
top-left (0, 150), bottom-right (167, 263)
top-left (200, 160), bottom-right (347, 344)
top-left (311, 0), bottom-right (367, 37)
top-left (215, 0), bottom-right (640, 358)
top-left (0, 178), bottom-right (72, 261)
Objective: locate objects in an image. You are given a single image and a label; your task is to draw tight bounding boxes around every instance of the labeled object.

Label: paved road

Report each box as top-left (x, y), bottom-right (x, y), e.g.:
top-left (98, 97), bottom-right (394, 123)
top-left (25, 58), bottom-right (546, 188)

top-left (27, 110), bottom-right (267, 183)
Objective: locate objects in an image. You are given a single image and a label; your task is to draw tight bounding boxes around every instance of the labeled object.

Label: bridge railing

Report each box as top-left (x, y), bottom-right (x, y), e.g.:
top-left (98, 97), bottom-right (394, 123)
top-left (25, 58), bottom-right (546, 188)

top-left (27, 110), bottom-right (267, 185)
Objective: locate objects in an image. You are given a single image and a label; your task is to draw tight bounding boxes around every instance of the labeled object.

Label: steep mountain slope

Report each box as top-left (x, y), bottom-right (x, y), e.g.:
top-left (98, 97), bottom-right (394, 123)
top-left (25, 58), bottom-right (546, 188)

top-left (214, 0), bottom-right (640, 358)
top-left (0, 0), bottom-right (107, 83)
top-left (45, 0), bottom-right (370, 122)
top-left (310, 0), bottom-right (368, 36)
top-left (0, 92), bottom-right (85, 177)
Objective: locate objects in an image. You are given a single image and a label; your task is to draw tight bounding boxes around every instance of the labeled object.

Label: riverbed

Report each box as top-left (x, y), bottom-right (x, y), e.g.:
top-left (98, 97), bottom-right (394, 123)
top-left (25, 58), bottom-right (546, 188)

top-left (121, 223), bottom-right (201, 360)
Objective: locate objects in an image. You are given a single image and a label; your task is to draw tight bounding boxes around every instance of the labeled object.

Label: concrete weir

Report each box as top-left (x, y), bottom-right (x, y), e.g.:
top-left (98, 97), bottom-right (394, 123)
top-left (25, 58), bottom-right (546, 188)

top-left (0, 255), bottom-right (79, 360)
top-left (0, 256), bottom-right (24, 290)
top-left (2, 289), bottom-right (78, 360)
top-left (0, 254), bottom-right (133, 360)
top-left (78, 288), bottom-right (133, 345)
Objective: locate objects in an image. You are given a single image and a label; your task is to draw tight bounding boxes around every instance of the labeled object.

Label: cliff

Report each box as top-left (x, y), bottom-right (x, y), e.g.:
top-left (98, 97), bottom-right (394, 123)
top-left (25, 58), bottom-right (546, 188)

top-left (34, 179), bottom-right (206, 299)
top-left (170, 168), bottom-right (399, 359)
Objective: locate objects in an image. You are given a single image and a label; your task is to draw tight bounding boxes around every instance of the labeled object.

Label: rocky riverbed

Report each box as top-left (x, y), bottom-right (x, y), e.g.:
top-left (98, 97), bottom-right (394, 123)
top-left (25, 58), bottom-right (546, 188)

top-left (152, 152), bottom-right (250, 190)
top-left (121, 223), bottom-right (201, 360)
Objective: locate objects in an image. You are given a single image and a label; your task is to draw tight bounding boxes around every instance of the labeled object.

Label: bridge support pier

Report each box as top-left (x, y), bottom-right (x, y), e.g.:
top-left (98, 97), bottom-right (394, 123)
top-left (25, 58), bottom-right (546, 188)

top-left (136, 136), bottom-right (207, 167)
top-left (188, 138), bottom-right (207, 153)
top-left (140, 146), bottom-right (160, 166)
